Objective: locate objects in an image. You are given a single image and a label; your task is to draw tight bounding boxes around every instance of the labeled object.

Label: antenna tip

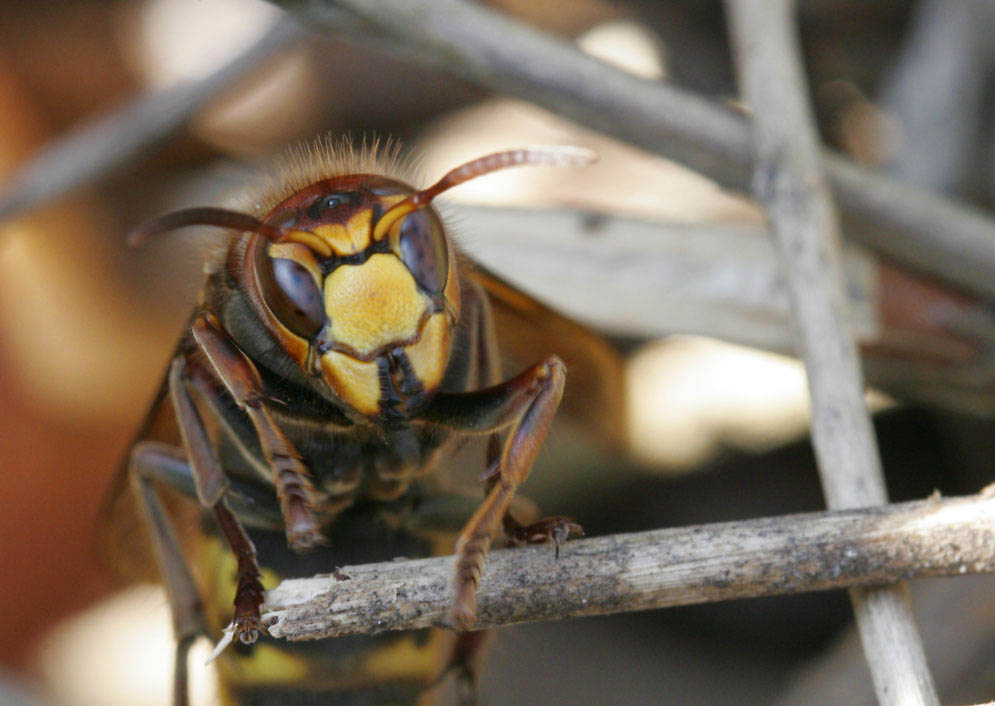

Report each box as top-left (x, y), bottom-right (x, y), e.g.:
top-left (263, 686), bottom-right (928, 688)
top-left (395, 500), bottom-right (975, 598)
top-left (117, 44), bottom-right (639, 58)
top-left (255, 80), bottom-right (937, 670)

top-left (525, 145), bottom-right (599, 167)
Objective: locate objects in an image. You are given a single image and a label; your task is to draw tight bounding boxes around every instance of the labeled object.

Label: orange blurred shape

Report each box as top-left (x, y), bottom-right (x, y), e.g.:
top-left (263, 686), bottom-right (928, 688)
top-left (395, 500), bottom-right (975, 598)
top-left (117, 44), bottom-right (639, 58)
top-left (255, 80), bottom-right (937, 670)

top-left (0, 52), bottom-right (160, 671)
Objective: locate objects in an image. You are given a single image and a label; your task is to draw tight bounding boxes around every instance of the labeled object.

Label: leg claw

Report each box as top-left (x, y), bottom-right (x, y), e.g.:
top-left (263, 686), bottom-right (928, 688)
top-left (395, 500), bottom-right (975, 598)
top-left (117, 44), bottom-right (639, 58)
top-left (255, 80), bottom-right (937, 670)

top-left (516, 515), bottom-right (583, 558)
top-left (205, 617), bottom-right (266, 665)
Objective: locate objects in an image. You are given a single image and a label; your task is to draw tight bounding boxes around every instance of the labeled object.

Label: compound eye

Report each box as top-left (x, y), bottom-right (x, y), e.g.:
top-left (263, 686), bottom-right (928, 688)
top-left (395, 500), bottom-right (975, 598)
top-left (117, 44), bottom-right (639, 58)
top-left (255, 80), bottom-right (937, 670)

top-left (398, 210), bottom-right (449, 294)
top-left (259, 256), bottom-right (325, 338)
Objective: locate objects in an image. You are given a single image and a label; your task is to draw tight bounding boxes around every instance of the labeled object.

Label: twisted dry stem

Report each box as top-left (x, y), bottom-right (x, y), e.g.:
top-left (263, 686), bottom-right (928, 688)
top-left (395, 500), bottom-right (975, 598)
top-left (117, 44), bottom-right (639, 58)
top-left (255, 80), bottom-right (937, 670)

top-left (726, 1), bottom-right (939, 703)
top-left (262, 492), bottom-right (995, 641)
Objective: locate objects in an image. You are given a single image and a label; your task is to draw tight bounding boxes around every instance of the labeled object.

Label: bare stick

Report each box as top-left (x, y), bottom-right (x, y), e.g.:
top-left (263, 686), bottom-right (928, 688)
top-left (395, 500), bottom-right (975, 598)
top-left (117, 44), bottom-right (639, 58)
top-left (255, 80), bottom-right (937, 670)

top-left (273, 0), bottom-right (995, 299)
top-left (879, 0), bottom-right (990, 192)
top-left (453, 205), bottom-right (874, 349)
top-left (262, 492), bottom-right (995, 641)
top-left (0, 18), bottom-right (300, 221)
top-left (726, 2), bottom-right (938, 704)
top-left (458, 205), bottom-right (995, 415)
top-left (774, 574), bottom-right (995, 706)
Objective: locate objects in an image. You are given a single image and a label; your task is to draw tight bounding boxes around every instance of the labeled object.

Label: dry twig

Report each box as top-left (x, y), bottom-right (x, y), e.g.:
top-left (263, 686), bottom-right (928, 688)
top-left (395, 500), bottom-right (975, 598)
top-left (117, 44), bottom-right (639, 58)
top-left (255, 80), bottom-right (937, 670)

top-left (453, 205), bottom-right (876, 349)
top-left (726, 2), bottom-right (938, 703)
top-left (0, 18), bottom-right (300, 220)
top-left (773, 574), bottom-right (995, 706)
top-left (460, 204), bottom-right (995, 415)
top-left (263, 492), bottom-right (995, 641)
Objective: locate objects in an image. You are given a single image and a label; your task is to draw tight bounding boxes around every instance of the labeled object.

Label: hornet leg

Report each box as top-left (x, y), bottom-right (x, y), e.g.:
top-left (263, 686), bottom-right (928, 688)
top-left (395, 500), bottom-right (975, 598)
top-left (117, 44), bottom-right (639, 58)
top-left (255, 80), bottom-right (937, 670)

top-left (129, 441), bottom-right (207, 706)
top-left (423, 356), bottom-right (576, 627)
top-left (191, 311), bottom-right (322, 552)
top-left (169, 355), bottom-right (267, 646)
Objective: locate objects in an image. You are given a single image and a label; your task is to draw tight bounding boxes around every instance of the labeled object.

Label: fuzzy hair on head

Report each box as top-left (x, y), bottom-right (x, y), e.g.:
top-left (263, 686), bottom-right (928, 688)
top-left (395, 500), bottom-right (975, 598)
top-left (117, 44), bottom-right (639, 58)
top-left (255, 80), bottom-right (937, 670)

top-left (238, 133), bottom-right (422, 217)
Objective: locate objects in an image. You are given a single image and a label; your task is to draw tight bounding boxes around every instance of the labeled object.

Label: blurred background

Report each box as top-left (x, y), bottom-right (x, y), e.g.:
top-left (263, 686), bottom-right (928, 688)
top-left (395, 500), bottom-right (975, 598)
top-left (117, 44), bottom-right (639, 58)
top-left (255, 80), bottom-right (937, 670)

top-left (1, 0), bottom-right (995, 704)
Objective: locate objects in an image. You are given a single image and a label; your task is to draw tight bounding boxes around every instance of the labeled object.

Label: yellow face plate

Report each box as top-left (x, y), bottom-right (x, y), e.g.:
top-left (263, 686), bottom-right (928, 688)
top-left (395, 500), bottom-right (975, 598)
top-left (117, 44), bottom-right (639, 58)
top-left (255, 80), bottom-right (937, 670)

top-left (323, 254), bottom-right (427, 357)
top-left (402, 312), bottom-right (451, 395)
top-left (319, 350), bottom-right (382, 417)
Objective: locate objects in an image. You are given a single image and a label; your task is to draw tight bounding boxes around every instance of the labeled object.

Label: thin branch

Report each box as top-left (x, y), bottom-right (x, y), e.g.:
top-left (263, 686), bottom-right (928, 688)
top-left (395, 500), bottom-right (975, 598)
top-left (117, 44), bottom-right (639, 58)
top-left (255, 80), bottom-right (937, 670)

top-left (272, 0), bottom-right (995, 300)
top-left (726, 2), bottom-right (938, 704)
top-left (457, 205), bottom-right (995, 415)
top-left (773, 574), bottom-right (995, 706)
top-left (0, 17), bottom-right (301, 221)
top-left (728, 0), bottom-right (884, 508)
top-left (879, 0), bottom-right (990, 192)
top-left (262, 492), bottom-right (995, 641)
top-left (452, 205), bottom-right (872, 348)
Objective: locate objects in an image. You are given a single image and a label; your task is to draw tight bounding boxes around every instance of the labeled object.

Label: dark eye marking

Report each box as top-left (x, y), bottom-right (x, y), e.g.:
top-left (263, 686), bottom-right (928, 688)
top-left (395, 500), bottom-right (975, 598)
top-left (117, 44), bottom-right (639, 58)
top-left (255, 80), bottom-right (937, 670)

top-left (306, 192), bottom-right (359, 221)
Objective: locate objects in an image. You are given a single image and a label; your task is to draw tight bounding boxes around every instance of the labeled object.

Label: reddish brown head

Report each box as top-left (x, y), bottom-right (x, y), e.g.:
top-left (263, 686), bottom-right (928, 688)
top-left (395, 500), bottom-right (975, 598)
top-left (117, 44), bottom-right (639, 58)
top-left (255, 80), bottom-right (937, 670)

top-left (246, 172), bottom-right (460, 421)
top-left (131, 146), bottom-right (596, 423)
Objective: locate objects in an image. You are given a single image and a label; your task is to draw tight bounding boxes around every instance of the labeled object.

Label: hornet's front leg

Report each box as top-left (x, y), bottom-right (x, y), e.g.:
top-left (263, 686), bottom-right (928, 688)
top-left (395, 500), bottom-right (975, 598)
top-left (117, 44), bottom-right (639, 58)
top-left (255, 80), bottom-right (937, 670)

top-left (191, 311), bottom-right (322, 552)
top-left (168, 355), bottom-right (267, 647)
top-left (423, 356), bottom-right (580, 627)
